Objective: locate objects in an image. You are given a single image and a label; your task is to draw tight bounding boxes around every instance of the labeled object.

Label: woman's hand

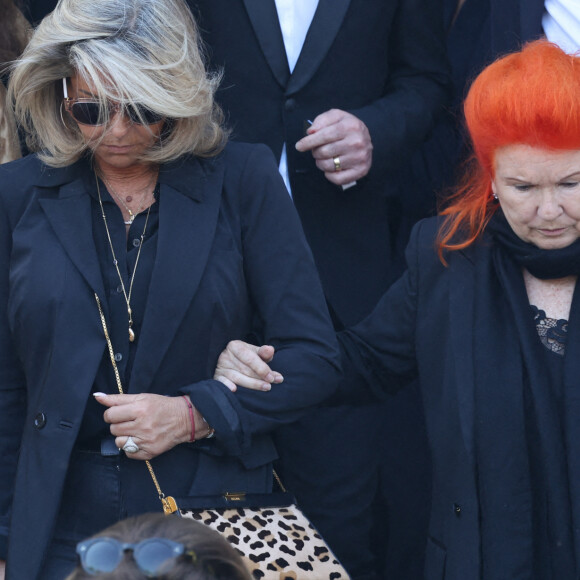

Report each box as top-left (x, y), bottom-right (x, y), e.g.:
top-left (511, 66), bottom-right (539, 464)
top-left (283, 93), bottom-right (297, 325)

top-left (94, 393), bottom-right (210, 460)
top-left (214, 341), bottom-right (283, 391)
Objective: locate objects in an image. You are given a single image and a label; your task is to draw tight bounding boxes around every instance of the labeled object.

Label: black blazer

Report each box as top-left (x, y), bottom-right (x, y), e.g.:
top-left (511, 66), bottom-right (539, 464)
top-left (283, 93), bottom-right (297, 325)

top-left (191, 0), bottom-right (451, 326)
top-left (339, 217), bottom-right (518, 579)
top-left (0, 143), bottom-right (341, 578)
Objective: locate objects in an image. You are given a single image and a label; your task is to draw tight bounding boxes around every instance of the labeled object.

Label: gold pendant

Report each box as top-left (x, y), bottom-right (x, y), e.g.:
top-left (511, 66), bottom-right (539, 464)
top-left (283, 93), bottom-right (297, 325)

top-left (129, 327), bottom-right (135, 342)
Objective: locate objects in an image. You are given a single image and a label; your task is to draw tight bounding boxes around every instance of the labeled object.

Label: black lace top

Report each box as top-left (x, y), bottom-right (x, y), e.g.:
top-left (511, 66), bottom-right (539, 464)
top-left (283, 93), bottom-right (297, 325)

top-left (526, 305), bottom-right (569, 578)
top-left (531, 305), bottom-right (568, 357)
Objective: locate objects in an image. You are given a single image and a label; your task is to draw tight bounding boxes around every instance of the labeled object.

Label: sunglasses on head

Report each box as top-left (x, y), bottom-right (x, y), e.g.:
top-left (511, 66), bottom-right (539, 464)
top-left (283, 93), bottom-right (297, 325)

top-left (76, 537), bottom-right (194, 577)
top-left (62, 78), bottom-right (164, 126)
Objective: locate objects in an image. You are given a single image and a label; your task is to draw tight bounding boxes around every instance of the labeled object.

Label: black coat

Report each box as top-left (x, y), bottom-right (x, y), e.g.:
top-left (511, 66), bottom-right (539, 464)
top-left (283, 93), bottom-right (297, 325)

top-left (0, 143), bottom-right (341, 579)
top-left (339, 217), bottom-right (517, 579)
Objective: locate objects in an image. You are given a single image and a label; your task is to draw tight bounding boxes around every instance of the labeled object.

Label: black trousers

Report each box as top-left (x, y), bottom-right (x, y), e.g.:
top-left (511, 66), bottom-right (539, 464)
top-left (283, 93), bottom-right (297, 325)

top-left (41, 451), bottom-right (126, 579)
top-left (40, 447), bottom-right (178, 579)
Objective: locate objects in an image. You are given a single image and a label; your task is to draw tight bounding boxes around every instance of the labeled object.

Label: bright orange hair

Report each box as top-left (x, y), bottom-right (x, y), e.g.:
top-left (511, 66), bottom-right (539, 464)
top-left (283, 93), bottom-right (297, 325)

top-left (437, 40), bottom-right (580, 262)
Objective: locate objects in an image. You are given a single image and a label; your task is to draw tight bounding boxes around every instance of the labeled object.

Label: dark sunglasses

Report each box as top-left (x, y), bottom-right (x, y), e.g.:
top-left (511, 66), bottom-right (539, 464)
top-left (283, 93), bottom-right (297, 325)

top-left (76, 537), bottom-right (193, 577)
top-left (62, 78), bottom-right (164, 126)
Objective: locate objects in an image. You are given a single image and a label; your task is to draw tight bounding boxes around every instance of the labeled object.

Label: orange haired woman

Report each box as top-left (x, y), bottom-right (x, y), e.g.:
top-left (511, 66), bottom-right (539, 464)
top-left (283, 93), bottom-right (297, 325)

top-left (214, 40), bottom-right (580, 579)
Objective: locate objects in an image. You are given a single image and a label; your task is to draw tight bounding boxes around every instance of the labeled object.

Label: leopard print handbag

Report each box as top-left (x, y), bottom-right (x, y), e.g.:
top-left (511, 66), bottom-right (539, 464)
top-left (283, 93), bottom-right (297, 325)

top-left (178, 488), bottom-right (350, 579)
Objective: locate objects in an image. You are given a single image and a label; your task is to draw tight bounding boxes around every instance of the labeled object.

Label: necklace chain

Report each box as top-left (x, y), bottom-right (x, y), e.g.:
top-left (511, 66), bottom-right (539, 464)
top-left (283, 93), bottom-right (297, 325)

top-left (95, 173), bottom-right (154, 342)
top-left (102, 171), bottom-right (157, 226)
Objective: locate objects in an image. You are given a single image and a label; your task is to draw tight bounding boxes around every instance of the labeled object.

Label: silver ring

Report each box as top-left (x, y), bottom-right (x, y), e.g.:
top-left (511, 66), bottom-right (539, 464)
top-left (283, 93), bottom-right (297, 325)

top-left (123, 436), bottom-right (139, 454)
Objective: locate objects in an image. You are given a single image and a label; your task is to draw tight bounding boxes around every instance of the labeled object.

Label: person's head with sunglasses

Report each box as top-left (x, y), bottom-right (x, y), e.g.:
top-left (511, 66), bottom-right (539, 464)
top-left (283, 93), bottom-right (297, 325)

top-left (7, 0), bottom-right (227, 169)
top-left (65, 513), bottom-right (252, 580)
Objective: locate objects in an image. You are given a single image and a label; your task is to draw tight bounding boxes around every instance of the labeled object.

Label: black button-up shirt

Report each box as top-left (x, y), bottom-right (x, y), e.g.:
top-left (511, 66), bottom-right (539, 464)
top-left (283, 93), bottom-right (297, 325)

top-left (76, 178), bottom-right (160, 448)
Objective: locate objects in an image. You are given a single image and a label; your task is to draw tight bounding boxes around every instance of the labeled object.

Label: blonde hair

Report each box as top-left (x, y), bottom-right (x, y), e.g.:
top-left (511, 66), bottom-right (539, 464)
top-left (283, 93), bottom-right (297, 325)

top-left (8, 0), bottom-right (226, 167)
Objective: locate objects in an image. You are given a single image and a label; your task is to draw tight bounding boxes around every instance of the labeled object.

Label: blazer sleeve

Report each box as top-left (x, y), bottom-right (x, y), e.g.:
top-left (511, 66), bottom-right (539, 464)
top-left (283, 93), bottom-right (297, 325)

top-left (352, 0), bottom-right (452, 179)
top-left (0, 185), bottom-right (27, 559)
top-left (335, 219), bottom-right (435, 402)
top-left (180, 145), bottom-right (342, 459)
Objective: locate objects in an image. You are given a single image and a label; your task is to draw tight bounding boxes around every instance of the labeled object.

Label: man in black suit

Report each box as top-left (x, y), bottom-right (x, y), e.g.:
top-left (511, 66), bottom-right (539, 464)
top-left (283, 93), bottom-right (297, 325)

top-left (189, 2), bottom-right (450, 578)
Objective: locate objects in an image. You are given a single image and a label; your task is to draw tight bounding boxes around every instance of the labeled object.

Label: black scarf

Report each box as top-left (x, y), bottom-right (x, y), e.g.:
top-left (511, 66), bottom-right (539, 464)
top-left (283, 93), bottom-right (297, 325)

top-left (474, 212), bottom-right (580, 578)
top-left (486, 211), bottom-right (580, 279)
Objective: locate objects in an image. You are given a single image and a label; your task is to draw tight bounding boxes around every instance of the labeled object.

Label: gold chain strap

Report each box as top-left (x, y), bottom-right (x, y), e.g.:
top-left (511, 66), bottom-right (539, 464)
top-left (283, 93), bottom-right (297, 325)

top-left (273, 469), bottom-right (286, 493)
top-left (94, 293), bottom-right (178, 515)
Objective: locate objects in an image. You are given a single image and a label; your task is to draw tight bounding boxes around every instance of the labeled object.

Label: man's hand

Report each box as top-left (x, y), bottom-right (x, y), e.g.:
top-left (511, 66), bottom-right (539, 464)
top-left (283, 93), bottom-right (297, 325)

top-left (214, 341), bottom-right (282, 392)
top-left (295, 109), bottom-right (372, 186)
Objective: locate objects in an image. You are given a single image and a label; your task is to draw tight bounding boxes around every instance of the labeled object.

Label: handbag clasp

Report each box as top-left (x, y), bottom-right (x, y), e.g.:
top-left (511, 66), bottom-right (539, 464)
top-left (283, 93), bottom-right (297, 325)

top-left (223, 492), bottom-right (246, 501)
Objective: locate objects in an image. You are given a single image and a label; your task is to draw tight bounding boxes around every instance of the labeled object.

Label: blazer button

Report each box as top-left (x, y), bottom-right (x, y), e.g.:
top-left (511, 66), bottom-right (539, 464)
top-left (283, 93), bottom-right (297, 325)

top-left (453, 503), bottom-right (462, 517)
top-left (284, 98), bottom-right (296, 111)
top-left (34, 412), bottom-right (47, 430)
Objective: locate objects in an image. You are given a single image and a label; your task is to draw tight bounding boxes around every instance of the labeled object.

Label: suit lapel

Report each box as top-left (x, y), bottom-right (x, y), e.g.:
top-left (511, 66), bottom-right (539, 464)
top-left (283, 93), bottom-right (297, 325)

top-left (449, 250), bottom-right (476, 459)
top-left (243, 0), bottom-right (290, 89)
top-left (39, 178), bottom-right (106, 304)
top-left (519, 0), bottom-right (545, 42)
top-left (490, 0), bottom-right (521, 53)
top-left (286, 0), bottom-right (351, 95)
top-left (128, 157), bottom-right (224, 393)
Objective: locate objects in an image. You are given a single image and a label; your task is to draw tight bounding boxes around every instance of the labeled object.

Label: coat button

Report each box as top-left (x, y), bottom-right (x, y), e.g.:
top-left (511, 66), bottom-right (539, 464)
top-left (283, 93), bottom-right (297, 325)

top-left (453, 503), bottom-right (461, 516)
top-left (34, 413), bottom-right (47, 430)
top-left (284, 98), bottom-right (296, 111)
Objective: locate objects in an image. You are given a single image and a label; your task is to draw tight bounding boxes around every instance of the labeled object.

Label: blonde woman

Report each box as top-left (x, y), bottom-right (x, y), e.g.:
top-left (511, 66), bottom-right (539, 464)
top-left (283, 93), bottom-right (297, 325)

top-left (0, 0), bottom-right (340, 577)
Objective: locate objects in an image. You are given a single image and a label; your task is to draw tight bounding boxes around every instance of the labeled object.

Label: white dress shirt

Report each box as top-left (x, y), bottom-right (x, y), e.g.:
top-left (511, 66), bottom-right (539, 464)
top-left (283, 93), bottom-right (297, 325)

top-left (543, 0), bottom-right (580, 54)
top-left (274, 0), bottom-right (320, 195)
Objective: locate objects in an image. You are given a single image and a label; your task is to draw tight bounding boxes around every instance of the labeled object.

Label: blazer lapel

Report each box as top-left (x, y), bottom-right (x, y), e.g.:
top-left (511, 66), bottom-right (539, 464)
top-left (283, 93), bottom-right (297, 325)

top-left (243, 0), bottom-right (290, 89)
top-left (286, 0), bottom-right (351, 95)
top-left (39, 177), bottom-right (106, 303)
top-left (449, 250), bottom-right (476, 459)
top-left (128, 157), bottom-right (224, 393)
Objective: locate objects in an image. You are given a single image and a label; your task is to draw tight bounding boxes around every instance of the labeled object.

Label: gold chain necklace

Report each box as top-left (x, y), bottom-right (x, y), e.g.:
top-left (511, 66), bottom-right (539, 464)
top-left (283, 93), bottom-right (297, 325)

top-left (103, 172), bottom-right (157, 226)
top-left (95, 173), bottom-right (154, 342)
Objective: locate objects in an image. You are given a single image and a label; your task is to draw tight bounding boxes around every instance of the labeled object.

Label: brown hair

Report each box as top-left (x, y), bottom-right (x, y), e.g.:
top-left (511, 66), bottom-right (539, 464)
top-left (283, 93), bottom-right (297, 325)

top-left (65, 513), bottom-right (252, 580)
top-left (0, 0), bottom-right (29, 65)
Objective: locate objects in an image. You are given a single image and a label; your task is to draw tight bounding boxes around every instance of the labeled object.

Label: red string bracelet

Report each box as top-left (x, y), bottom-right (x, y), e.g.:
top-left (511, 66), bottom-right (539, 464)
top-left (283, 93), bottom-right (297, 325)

top-left (182, 396), bottom-right (195, 442)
